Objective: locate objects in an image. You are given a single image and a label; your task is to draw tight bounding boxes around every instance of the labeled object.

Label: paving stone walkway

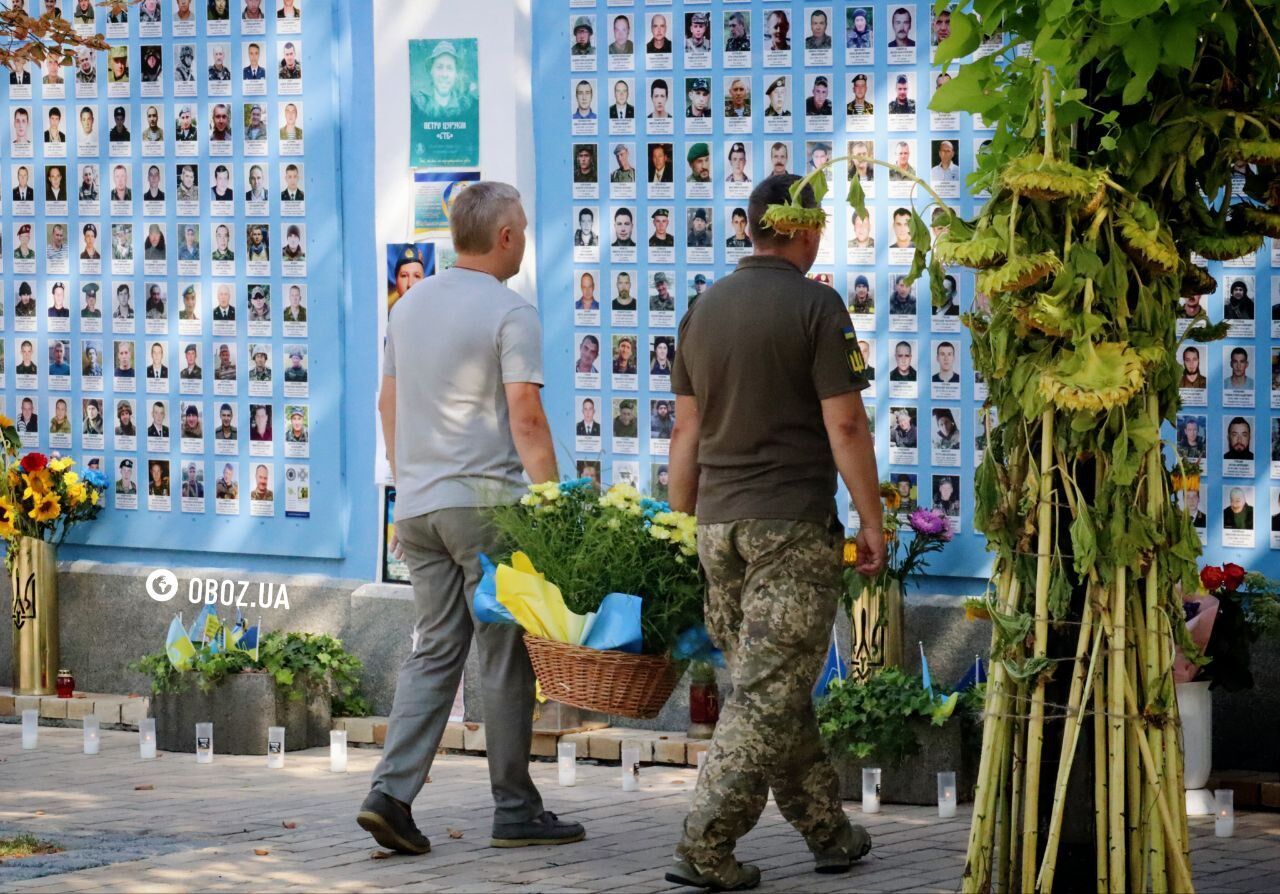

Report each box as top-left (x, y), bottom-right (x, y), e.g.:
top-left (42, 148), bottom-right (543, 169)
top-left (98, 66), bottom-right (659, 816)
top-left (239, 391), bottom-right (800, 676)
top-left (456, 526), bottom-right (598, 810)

top-left (2, 724), bottom-right (1278, 892)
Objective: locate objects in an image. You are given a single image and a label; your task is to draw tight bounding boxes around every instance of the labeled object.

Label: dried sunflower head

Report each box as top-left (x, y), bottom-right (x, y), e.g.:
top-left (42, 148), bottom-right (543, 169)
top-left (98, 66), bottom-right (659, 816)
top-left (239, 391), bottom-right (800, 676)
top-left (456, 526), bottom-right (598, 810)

top-left (1038, 342), bottom-right (1146, 413)
top-left (1185, 230), bottom-right (1265, 261)
top-left (758, 203), bottom-right (827, 237)
top-left (1000, 153), bottom-right (1104, 202)
top-left (1011, 292), bottom-right (1073, 337)
top-left (1234, 206), bottom-right (1280, 239)
top-left (934, 229), bottom-right (1007, 269)
top-left (1115, 210), bottom-right (1179, 276)
top-left (976, 252), bottom-right (1064, 295)
top-left (1179, 264), bottom-right (1217, 297)
top-left (1221, 139), bottom-right (1280, 167)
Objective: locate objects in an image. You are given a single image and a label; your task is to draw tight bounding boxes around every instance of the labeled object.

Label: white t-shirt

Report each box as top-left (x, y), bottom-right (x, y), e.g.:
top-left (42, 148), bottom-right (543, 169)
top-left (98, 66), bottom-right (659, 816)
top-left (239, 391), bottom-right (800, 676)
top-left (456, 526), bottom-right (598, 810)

top-left (383, 267), bottom-right (543, 521)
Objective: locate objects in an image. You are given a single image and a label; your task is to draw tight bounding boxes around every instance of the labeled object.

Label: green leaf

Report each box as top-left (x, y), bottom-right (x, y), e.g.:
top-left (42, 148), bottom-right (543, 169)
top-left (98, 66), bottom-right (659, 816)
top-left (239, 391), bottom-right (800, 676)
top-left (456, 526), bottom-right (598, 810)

top-left (930, 57), bottom-right (1002, 114)
top-left (808, 171), bottom-right (829, 204)
top-left (934, 10), bottom-right (981, 69)
top-left (1121, 21), bottom-right (1160, 104)
top-left (846, 175), bottom-right (868, 221)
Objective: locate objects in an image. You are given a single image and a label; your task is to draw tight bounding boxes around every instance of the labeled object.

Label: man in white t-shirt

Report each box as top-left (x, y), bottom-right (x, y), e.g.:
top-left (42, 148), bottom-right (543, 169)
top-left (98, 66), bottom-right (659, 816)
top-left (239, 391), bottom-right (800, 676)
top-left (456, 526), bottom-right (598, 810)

top-left (361, 182), bottom-right (585, 856)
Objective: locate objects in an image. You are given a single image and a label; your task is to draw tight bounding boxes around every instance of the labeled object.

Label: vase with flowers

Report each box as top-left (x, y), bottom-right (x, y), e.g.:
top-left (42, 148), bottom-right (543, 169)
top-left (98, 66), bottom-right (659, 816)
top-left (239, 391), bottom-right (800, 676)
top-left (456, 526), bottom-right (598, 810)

top-left (844, 481), bottom-right (954, 681)
top-left (0, 417), bottom-right (109, 694)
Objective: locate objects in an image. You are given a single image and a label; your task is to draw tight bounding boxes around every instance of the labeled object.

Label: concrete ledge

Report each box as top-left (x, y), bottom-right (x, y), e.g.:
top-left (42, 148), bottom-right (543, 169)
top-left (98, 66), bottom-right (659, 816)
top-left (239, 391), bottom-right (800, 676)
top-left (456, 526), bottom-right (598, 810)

top-left (0, 688), bottom-right (150, 729)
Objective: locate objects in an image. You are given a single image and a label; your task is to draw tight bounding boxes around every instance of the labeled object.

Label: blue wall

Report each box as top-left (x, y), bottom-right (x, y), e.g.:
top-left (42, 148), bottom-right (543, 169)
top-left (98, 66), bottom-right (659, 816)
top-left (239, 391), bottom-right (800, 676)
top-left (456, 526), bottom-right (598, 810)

top-left (60, 0), bottom-right (381, 580)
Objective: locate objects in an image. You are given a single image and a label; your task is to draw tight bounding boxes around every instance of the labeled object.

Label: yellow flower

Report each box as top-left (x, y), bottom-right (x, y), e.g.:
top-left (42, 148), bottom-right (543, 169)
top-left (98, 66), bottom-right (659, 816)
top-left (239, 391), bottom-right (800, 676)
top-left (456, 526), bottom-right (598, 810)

top-left (0, 514), bottom-right (15, 538)
top-left (0, 414), bottom-right (12, 429)
top-left (23, 469), bottom-right (53, 499)
top-left (883, 490), bottom-right (902, 512)
top-left (520, 494), bottom-right (539, 507)
top-left (679, 545), bottom-right (697, 557)
top-left (649, 526), bottom-right (671, 541)
top-left (49, 457), bottom-right (74, 473)
top-left (30, 493), bottom-right (61, 522)
top-left (843, 538), bottom-right (859, 567)
top-left (62, 471), bottom-right (80, 488)
top-left (66, 484), bottom-right (86, 507)
top-left (606, 517), bottom-right (621, 530)
top-left (9, 468), bottom-right (23, 490)
top-left (87, 489), bottom-right (99, 505)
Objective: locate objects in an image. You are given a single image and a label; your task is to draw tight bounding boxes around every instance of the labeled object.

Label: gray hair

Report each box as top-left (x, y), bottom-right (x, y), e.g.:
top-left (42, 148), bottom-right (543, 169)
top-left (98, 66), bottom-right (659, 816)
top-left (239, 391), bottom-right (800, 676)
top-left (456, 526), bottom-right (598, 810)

top-left (449, 181), bottom-right (522, 253)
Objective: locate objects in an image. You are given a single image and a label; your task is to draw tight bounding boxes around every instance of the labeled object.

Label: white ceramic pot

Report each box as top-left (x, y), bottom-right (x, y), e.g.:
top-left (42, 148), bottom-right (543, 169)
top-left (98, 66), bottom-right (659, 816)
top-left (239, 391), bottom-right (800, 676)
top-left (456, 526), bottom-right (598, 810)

top-left (1176, 680), bottom-right (1214, 816)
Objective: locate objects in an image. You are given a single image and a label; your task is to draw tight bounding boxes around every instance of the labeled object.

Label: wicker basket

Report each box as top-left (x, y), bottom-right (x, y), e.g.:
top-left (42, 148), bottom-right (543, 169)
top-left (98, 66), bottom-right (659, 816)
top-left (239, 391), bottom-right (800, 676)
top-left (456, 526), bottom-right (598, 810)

top-left (522, 635), bottom-right (685, 719)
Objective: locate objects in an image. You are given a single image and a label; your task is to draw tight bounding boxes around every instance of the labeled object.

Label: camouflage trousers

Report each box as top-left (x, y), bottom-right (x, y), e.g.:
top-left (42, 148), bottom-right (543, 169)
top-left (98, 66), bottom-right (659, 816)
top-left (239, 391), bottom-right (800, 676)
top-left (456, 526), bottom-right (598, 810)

top-left (676, 517), bottom-right (857, 869)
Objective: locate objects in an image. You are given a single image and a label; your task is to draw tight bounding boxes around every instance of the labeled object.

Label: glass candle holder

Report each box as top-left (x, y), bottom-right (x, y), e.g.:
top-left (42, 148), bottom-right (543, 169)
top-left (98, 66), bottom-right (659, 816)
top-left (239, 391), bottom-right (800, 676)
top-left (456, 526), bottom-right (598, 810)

top-left (937, 771), bottom-right (957, 818)
top-left (22, 709), bottom-right (39, 750)
top-left (83, 714), bottom-right (101, 755)
top-left (266, 726), bottom-right (285, 769)
top-left (862, 768), bottom-right (882, 814)
top-left (195, 722), bottom-right (213, 764)
top-left (621, 740), bottom-right (641, 792)
top-left (1215, 789), bottom-right (1235, 838)
top-left (330, 730), bottom-right (348, 773)
top-left (139, 717), bottom-right (157, 760)
top-left (558, 741), bottom-right (577, 787)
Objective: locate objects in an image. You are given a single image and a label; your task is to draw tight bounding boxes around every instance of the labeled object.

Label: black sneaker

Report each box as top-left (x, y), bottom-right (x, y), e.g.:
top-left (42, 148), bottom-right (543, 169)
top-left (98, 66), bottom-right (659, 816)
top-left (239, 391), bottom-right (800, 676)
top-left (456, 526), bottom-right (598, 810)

top-left (490, 811), bottom-right (586, 848)
top-left (357, 789), bottom-right (432, 855)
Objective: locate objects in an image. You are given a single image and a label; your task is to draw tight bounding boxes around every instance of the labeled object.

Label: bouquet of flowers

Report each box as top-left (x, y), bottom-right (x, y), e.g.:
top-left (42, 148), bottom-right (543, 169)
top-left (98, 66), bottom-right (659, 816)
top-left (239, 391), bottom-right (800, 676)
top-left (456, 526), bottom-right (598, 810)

top-left (1178, 562), bottom-right (1280, 691)
top-left (843, 481), bottom-right (954, 606)
top-left (490, 479), bottom-right (703, 654)
top-left (0, 416), bottom-right (108, 568)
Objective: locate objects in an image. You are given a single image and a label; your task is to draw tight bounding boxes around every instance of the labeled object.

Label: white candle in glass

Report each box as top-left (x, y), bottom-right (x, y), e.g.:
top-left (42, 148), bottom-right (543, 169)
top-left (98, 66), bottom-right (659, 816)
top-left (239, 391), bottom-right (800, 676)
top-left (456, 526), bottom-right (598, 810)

top-left (139, 717), bottom-right (157, 760)
top-left (21, 709), bottom-right (38, 750)
top-left (330, 730), bottom-right (348, 773)
top-left (83, 715), bottom-right (101, 755)
top-left (938, 771), bottom-right (957, 818)
top-left (557, 741), bottom-right (577, 786)
top-left (862, 768), bottom-right (882, 814)
top-left (195, 722), bottom-right (214, 764)
top-left (266, 726), bottom-right (285, 769)
top-left (1215, 789), bottom-right (1235, 838)
top-left (621, 741), bottom-right (641, 792)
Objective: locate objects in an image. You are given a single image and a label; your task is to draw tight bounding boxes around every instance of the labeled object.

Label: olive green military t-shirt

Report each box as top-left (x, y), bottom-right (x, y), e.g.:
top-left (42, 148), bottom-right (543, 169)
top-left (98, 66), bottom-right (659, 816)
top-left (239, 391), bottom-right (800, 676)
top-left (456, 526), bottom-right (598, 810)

top-left (671, 255), bottom-right (869, 524)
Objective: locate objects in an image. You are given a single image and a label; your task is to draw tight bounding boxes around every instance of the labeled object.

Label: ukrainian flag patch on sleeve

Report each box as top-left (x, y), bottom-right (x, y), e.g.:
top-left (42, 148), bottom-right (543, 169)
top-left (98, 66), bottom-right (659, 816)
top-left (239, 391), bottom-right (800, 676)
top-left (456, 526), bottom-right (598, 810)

top-left (843, 326), bottom-right (867, 376)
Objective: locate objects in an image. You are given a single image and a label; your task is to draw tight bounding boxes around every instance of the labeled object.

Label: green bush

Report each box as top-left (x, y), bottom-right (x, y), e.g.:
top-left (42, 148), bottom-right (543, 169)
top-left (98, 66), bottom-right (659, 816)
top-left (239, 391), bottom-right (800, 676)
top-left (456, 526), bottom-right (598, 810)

top-left (130, 631), bottom-right (370, 716)
top-left (817, 668), bottom-right (958, 767)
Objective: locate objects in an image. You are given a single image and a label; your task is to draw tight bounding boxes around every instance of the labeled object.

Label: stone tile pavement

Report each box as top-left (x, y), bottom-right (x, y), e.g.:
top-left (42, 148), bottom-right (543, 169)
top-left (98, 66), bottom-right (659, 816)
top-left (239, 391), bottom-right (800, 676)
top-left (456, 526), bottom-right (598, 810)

top-left (2, 724), bottom-right (1279, 893)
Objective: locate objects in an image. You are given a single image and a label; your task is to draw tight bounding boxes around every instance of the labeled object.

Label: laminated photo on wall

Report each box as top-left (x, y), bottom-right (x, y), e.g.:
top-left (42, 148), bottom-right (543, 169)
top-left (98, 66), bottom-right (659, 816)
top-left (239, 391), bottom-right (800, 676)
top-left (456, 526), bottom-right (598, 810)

top-left (645, 77), bottom-right (674, 136)
top-left (114, 457), bottom-right (138, 510)
top-left (931, 71), bottom-right (959, 130)
top-left (932, 475), bottom-right (962, 531)
top-left (1179, 344), bottom-right (1208, 406)
top-left (112, 345), bottom-right (137, 399)
top-left (610, 207), bottom-right (638, 264)
top-left (644, 12), bottom-right (673, 69)
top-left (608, 78), bottom-right (636, 135)
top-left (285, 462), bottom-right (310, 518)
top-left (572, 143), bottom-right (599, 200)
top-left (934, 271), bottom-right (961, 331)
top-left (1222, 415), bottom-right (1256, 480)
top-left (610, 269), bottom-right (638, 326)
top-left (847, 140), bottom-right (875, 198)
top-left (179, 461), bottom-right (205, 513)
top-left (686, 206), bottom-right (713, 264)
top-left (48, 396), bottom-right (71, 449)
top-left (572, 206), bottom-right (599, 263)
top-left (283, 345), bottom-right (309, 398)
top-left (931, 340), bottom-right (961, 401)
top-left (649, 398), bottom-right (674, 456)
top-left (723, 76), bottom-right (752, 134)
top-left (888, 338), bottom-right (919, 399)
top-left (412, 171), bottom-right (480, 238)
top-left (886, 4), bottom-right (918, 64)
top-left (611, 398), bottom-right (639, 455)
top-left (386, 243), bottom-right (433, 316)
top-left (214, 401), bottom-right (238, 455)
top-left (649, 334), bottom-right (675, 392)
top-left (249, 404), bottom-right (274, 457)
top-left (178, 340), bottom-right (202, 393)
top-left (607, 12), bottom-right (635, 71)
top-left (381, 487), bottom-right (410, 583)
top-left (724, 140), bottom-right (752, 197)
top-left (684, 11), bottom-right (712, 68)
top-left (574, 270), bottom-right (601, 327)
top-left (249, 463), bottom-right (275, 517)
top-left (411, 39), bottom-right (480, 167)
top-left (761, 8), bottom-right (792, 66)
top-left (180, 402), bottom-right (204, 454)
top-left (610, 333), bottom-right (638, 391)
top-left (762, 75), bottom-right (792, 133)
top-left (1223, 344), bottom-right (1255, 408)
top-left (1222, 485), bottom-right (1255, 549)
top-left (888, 274), bottom-right (918, 332)
top-left (284, 405), bottom-right (309, 459)
top-left (575, 395), bottom-right (602, 454)
top-left (889, 405), bottom-right (919, 466)
top-left (574, 333), bottom-right (601, 390)
top-left (685, 140), bottom-right (712, 197)
top-left (215, 461), bottom-right (239, 514)
top-left (146, 399), bottom-right (171, 453)
top-left (213, 340), bottom-right (237, 395)
top-left (82, 397), bottom-right (105, 450)
top-left (1176, 413), bottom-right (1209, 470)
top-left (888, 139), bottom-right (919, 198)
top-left (608, 142), bottom-right (637, 199)
top-left (143, 339), bottom-right (169, 392)
top-left (1223, 274), bottom-right (1256, 338)
top-left (647, 204), bottom-right (675, 262)
top-left (931, 408), bottom-right (961, 467)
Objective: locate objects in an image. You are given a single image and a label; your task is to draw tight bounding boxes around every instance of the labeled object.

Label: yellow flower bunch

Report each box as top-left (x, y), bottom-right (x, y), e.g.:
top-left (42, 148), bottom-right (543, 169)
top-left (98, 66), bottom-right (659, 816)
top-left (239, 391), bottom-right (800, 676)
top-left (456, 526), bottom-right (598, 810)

top-left (599, 482), bottom-right (645, 517)
top-left (651, 509), bottom-right (698, 557)
top-left (519, 480), bottom-right (564, 509)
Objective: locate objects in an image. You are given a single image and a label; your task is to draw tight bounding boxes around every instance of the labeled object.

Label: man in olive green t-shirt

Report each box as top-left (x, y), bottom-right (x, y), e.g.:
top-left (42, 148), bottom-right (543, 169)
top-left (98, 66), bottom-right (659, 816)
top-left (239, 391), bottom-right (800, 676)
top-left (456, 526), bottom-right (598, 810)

top-left (665, 174), bottom-right (886, 890)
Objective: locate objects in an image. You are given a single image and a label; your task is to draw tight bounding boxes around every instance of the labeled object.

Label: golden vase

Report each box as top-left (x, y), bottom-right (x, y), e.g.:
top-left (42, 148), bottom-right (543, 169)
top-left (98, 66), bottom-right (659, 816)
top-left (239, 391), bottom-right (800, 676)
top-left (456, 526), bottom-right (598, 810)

top-left (848, 579), bottom-right (904, 682)
top-left (10, 536), bottom-right (59, 696)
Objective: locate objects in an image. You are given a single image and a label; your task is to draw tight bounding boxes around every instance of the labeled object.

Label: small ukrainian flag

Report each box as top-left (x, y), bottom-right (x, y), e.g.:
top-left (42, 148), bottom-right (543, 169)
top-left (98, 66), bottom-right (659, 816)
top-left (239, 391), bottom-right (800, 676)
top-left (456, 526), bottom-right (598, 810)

top-left (166, 615), bottom-right (197, 671)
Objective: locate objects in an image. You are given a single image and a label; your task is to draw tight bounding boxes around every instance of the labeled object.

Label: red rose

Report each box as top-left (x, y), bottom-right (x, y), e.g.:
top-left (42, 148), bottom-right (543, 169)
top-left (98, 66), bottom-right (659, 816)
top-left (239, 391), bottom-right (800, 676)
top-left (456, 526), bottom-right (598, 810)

top-left (1199, 565), bottom-right (1224, 592)
top-left (20, 452), bottom-right (48, 473)
top-left (1223, 563), bottom-right (1246, 592)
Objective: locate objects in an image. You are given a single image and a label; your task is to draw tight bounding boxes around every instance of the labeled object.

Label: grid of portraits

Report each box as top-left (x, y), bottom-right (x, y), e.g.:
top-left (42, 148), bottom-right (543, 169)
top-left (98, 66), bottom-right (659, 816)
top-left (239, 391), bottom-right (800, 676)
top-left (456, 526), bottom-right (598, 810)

top-left (0, 0), bottom-right (313, 521)
top-left (553, 0), bottom-right (1280, 567)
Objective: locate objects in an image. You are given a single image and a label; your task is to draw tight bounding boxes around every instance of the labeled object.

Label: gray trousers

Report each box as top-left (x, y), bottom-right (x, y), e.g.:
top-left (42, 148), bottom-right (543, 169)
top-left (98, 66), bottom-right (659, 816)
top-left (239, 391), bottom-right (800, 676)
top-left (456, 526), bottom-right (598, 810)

top-left (371, 507), bottom-right (544, 825)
